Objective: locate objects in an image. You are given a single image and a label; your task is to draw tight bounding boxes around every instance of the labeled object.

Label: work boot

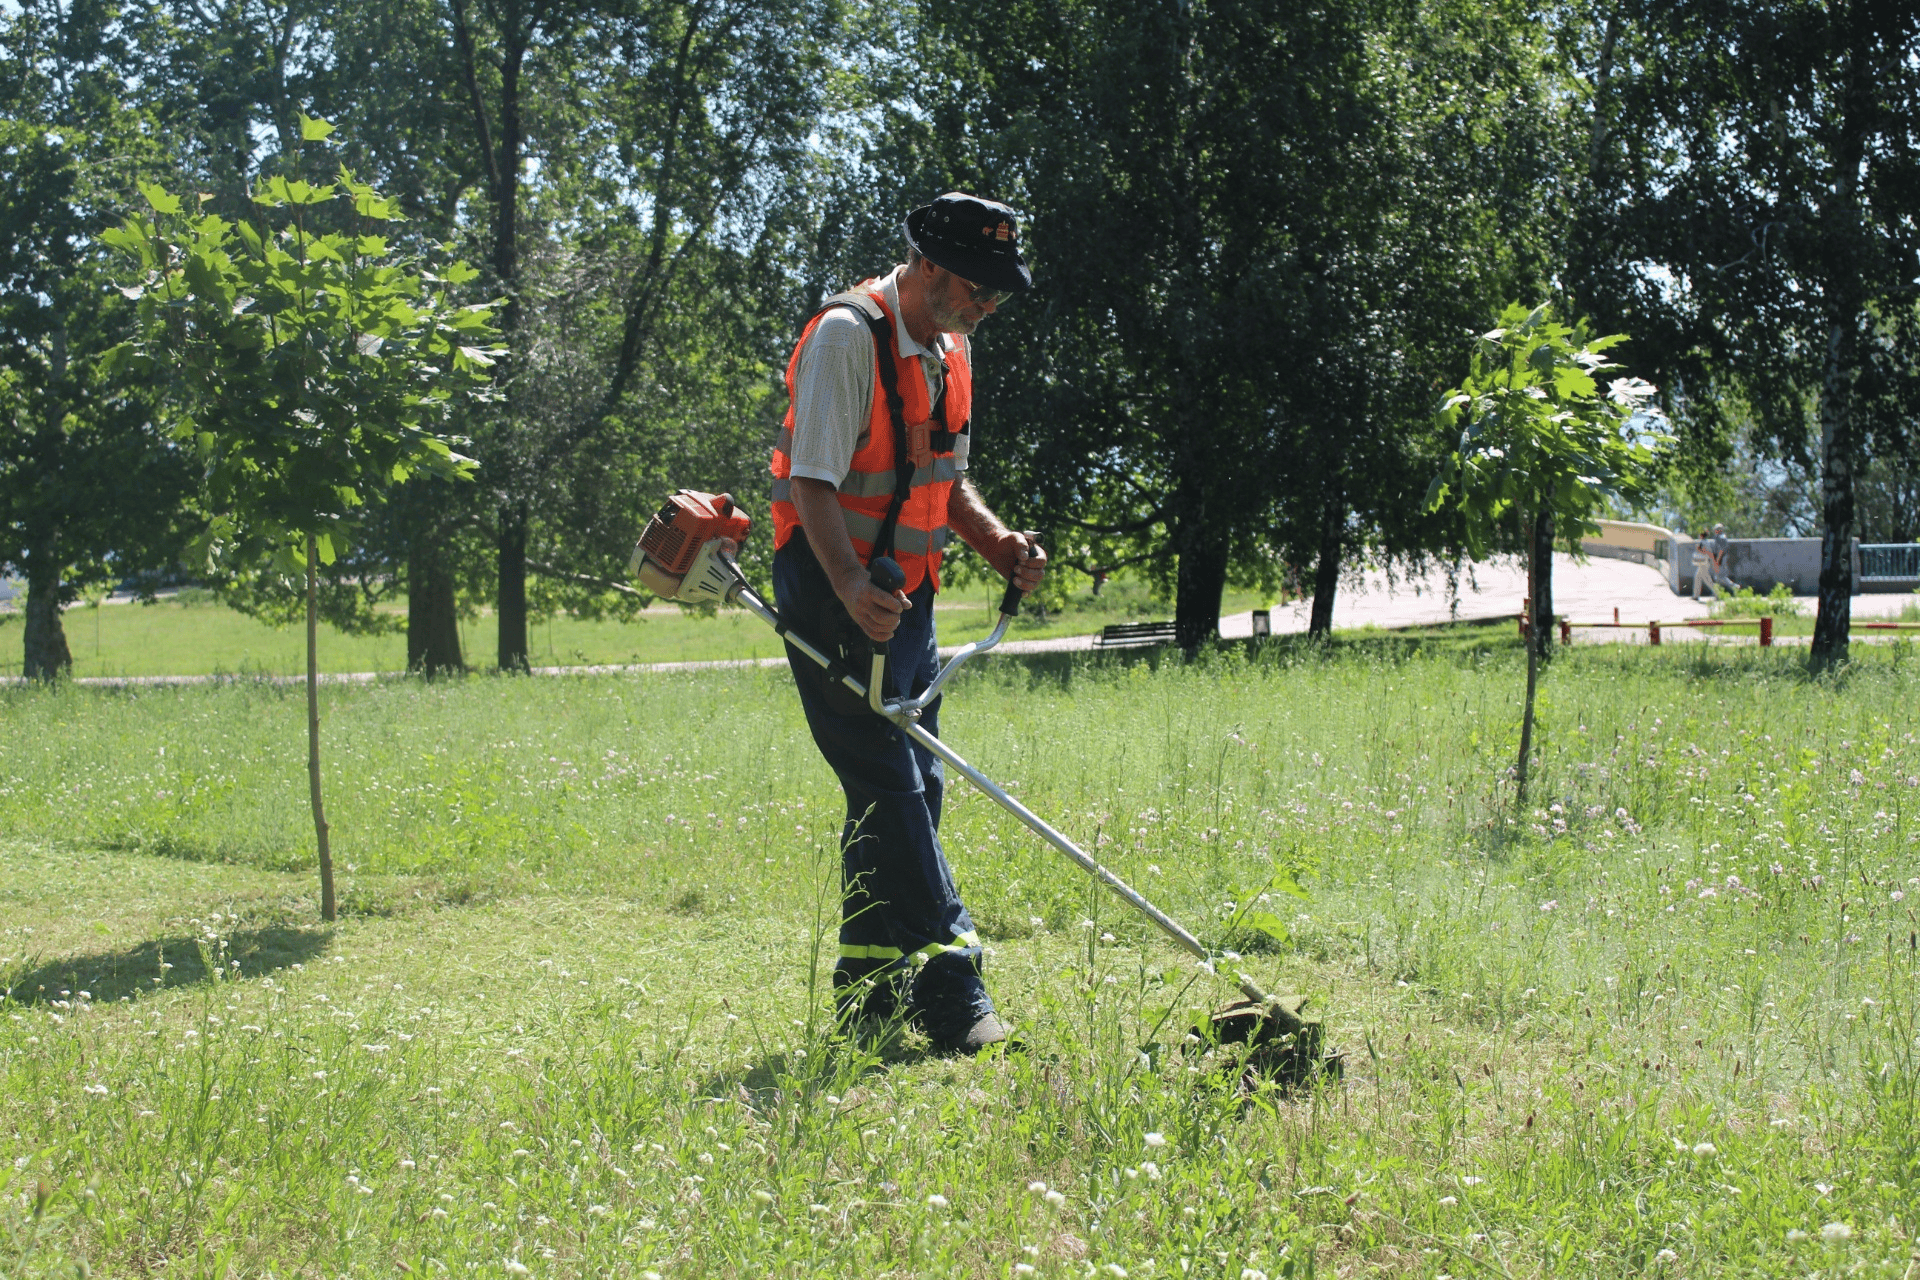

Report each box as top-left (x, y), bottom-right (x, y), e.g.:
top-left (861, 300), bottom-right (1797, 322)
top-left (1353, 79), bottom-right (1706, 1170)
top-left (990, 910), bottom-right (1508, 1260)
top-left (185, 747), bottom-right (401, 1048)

top-left (928, 1012), bottom-right (1023, 1056)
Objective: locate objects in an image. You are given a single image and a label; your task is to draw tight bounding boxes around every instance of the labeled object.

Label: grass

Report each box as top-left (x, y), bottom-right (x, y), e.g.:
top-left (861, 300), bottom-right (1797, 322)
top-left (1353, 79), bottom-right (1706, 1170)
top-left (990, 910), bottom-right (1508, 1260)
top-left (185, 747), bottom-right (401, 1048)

top-left (3, 636), bottom-right (1920, 1277)
top-left (0, 574), bottom-right (1270, 679)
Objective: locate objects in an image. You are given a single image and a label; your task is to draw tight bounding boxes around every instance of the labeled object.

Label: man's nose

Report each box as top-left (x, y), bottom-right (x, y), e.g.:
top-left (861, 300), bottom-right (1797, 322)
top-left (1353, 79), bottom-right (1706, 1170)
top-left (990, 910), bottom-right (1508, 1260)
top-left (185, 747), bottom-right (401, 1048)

top-left (979, 296), bottom-right (999, 315)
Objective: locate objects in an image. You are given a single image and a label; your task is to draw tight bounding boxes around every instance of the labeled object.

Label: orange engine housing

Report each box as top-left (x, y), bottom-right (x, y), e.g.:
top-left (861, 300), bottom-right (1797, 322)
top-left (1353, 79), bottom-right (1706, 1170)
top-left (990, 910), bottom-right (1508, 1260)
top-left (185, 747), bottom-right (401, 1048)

top-left (638, 490), bottom-right (752, 576)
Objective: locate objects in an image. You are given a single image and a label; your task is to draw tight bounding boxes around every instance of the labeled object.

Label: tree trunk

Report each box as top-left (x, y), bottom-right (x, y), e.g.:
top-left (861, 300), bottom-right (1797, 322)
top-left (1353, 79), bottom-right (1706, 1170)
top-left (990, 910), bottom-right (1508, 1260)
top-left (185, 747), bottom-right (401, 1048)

top-left (1173, 531), bottom-right (1226, 653)
top-left (1515, 508), bottom-right (1541, 806)
top-left (1810, 319), bottom-right (1855, 670)
top-left (21, 536), bottom-right (71, 683)
top-left (1169, 471), bottom-right (1225, 652)
top-left (307, 532), bottom-right (336, 922)
top-left (407, 540), bottom-right (464, 676)
top-left (1308, 496), bottom-right (1343, 637)
top-left (497, 502), bottom-right (531, 671)
top-left (1531, 507), bottom-right (1555, 662)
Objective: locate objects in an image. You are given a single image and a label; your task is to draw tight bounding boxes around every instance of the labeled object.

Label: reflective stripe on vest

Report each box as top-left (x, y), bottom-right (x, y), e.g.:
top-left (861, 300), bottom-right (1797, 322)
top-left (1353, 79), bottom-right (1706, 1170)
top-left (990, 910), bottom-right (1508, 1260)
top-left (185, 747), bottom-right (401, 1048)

top-left (840, 509), bottom-right (951, 555)
top-left (770, 456), bottom-right (962, 503)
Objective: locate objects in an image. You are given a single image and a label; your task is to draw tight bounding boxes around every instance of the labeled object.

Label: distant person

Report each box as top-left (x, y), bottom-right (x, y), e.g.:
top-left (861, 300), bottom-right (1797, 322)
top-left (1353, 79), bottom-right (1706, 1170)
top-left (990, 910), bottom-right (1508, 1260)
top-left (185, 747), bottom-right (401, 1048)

top-left (1691, 534), bottom-right (1718, 599)
top-left (1706, 523), bottom-right (1736, 591)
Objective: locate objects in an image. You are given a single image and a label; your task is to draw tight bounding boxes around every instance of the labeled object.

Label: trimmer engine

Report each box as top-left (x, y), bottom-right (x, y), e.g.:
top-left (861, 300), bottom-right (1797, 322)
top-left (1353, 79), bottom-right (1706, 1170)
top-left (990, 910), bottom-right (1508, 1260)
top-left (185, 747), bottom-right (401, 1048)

top-left (628, 489), bottom-right (752, 604)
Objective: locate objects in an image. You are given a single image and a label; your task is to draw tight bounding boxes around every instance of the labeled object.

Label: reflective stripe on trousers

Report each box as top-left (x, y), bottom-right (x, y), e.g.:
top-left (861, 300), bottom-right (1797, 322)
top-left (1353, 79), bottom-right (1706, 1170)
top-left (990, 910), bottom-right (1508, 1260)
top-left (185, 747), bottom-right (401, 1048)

top-left (838, 929), bottom-right (982, 963)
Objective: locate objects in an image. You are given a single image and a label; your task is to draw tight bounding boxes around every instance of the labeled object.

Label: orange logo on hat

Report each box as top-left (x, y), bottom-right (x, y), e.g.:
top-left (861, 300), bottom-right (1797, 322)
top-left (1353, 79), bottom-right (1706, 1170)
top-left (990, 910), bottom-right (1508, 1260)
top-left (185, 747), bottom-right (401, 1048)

top-left (982, 226), bottom-right (993, 236)
top-left (996, 221), bottom-right (1010, 241)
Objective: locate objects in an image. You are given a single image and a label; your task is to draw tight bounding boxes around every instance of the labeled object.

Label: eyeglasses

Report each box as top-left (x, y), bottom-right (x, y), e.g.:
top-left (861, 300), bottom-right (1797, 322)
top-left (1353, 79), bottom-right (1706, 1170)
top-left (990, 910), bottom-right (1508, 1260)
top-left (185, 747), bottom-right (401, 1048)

top-left (954, 273), bottom-right (1011, 307)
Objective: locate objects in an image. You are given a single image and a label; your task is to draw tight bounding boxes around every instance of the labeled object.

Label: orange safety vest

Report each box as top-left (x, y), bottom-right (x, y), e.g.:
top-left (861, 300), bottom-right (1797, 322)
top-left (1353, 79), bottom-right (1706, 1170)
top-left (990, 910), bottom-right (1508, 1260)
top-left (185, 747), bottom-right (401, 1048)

top-left (770, 281), bottom-right (971, 595)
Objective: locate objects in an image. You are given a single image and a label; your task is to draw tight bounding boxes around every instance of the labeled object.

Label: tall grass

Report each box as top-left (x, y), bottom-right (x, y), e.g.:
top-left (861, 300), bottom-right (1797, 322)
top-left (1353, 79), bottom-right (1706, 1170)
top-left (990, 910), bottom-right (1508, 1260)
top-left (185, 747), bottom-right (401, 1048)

top-left (3, 638), bottom-right (1918, 1276)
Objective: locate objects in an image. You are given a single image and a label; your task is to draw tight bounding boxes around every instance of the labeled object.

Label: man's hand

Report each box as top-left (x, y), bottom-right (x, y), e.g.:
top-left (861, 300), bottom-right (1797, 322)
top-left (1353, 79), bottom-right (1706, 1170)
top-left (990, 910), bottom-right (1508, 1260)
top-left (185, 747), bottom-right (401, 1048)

top-left (997, 531), bottom-right (1047, 595)
top-left (835, 567), bottom-right (910, 643)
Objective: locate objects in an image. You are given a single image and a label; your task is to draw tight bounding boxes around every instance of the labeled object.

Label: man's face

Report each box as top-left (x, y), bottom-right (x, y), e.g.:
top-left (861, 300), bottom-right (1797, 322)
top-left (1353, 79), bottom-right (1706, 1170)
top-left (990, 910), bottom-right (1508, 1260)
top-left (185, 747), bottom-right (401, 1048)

top-left (921, 261), bottom-right (1001, 335)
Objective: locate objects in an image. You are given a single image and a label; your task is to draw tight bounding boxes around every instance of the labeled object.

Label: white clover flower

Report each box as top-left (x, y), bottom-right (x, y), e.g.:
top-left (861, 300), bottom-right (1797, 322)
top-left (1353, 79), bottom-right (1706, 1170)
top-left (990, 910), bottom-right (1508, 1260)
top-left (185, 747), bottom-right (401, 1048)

top-left (927, 1194), bottom-right (949, 1209)
top-left (1144, 1132), bottom-right (1167, 1148)
top-left (1015, 1267), bottom-right (1036, 1277)
top-left (1539, 901), bottom-right (1557, 912)
top-left (1460, 1176), bottom-right (1484, 1187)
top-left (1106, 1267), bottom-right (1127, 1278)
top-left (1438, 1195), bottom-right (1457, 1206)
top-left (1655, 1248), bottom-right (1677, 1262)
top-left (504, 1263), bottom-right (530, 1276)
top-left (1241, 1270), bottom-right (1268, 1280)
top-left (83, 1083), bottom-right (108, 1096)
top-left (1692, 1142), bottom-right (1717, 1157)
top-left (1785, 1229), bottom-right (1809, 1243)
top-left (1028, 1181), bottom-right (1049, 1194)
top-left (430, 1207), bottom-right (449, 1219)
top-left (1142, 1162), bottom-right (1161, 1180)
top-left (1820, 1223), bottom-right (1851, 1242)
top-left (1045, 1189), bottom-right (1067, 1208)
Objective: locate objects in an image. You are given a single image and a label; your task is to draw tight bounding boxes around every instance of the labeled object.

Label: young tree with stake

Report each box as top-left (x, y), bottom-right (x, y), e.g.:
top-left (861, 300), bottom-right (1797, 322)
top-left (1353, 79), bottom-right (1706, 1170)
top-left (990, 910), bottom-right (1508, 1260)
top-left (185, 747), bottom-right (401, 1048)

top-left (103, 115), bottom-right (502, 920)
top-left (1425, 302), bottom-right (1669, 806)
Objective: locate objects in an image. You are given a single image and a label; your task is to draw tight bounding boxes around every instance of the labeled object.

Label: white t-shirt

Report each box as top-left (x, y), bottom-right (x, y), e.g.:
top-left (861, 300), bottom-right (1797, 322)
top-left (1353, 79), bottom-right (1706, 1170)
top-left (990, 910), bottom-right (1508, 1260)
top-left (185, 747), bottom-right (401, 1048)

top-left (787, 266), bottom-right (971, 486)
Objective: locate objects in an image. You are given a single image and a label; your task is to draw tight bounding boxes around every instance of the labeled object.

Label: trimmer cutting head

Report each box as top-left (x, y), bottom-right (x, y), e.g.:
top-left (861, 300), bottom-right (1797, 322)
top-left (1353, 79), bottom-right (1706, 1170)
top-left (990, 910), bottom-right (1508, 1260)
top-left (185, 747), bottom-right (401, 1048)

top-left (1193, 994), bottom-right (1342, 1092)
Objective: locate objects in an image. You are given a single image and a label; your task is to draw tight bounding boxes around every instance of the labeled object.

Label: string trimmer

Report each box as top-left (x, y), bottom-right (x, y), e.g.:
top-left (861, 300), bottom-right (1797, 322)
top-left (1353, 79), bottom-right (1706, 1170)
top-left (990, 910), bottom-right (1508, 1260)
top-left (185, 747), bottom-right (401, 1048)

top-left (632, 490), bottom-right (1337, 1085)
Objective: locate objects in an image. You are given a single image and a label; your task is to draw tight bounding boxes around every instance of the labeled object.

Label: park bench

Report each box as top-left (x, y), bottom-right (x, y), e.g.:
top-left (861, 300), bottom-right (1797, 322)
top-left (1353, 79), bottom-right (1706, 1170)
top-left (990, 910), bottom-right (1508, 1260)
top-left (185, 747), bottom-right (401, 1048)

top-left (1095, 621), bottom-right (1178, 649)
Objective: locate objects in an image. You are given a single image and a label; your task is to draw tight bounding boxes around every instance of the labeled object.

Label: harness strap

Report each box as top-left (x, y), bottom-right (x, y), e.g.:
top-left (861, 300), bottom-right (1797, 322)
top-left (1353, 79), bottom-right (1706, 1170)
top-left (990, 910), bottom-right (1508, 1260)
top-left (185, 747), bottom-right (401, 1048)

top-left (854, 307), bottom-right (915, 565)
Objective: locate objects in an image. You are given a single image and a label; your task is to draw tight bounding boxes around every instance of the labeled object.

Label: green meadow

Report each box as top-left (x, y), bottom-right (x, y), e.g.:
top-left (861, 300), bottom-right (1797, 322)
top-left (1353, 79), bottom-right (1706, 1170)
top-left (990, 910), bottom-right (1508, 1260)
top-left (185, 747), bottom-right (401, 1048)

top-left (0, 574), bottom-right (1276, 680)
top-left (3, 638), bottom-right (1919, 1277)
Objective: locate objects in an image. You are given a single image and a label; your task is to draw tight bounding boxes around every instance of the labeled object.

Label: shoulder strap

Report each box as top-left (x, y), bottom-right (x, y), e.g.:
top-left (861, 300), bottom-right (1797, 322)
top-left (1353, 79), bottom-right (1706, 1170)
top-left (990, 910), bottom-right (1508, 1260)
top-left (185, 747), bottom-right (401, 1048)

top-left (817, 293), bottom-right (912, 565)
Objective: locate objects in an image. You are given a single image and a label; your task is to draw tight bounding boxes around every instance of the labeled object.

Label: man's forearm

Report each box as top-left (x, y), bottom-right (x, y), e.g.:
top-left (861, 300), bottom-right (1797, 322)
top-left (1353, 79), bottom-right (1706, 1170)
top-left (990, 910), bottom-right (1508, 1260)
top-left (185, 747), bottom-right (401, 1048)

top-left (790, 477), bottom-right (869, 599)
top-left (790, 475), bottom-right (908, 640)
top-left (949, 479), bottom-right (1017, 573)
top-left (949, 478), bottom-right (1047, 591)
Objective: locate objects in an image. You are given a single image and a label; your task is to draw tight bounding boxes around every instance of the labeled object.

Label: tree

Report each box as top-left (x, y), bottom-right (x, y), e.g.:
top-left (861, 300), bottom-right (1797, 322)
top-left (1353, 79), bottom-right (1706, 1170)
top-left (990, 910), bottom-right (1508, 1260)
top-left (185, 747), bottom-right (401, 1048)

top-left (865, 0), bottom-right (1567, 647)
top-left (441, 0), bottom-right (834, 670)
top-left (103, 118), bottom-right (501, 919)
top-left (0, 0), bottom-right (199, 680)
top-left (1577, 1), bottom-right (1920, 669)
top-left (1425, 302), bottom-right (1668, 805)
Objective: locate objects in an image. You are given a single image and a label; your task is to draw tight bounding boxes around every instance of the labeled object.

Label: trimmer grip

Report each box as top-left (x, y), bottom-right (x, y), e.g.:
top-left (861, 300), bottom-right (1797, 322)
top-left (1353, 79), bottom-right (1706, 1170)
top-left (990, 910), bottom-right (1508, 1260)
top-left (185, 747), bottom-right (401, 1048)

top-left (869, 556), bottom-right (906, 594)
top-left (998, 577), bottom-right (1025, 618)
top-left (868, 556), bottom-right (906, 656)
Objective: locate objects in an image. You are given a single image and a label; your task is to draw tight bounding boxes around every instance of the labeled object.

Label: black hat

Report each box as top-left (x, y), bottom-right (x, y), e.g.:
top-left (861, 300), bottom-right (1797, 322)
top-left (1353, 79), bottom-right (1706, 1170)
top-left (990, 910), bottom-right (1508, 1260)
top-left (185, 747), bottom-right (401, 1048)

top-left (904, 192), bottom-right (1033, 294)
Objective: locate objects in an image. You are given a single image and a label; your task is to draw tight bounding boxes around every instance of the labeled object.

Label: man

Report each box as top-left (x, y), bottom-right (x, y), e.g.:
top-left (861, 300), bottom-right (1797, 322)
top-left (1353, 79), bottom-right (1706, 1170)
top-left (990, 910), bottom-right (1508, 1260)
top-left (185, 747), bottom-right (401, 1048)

top-left (768, 192), bottom-right (1047, 1053)
top-left (1706, 523), bottom-right (1736, 592)
top-left (1690, 534), bottom-right (1718, 599)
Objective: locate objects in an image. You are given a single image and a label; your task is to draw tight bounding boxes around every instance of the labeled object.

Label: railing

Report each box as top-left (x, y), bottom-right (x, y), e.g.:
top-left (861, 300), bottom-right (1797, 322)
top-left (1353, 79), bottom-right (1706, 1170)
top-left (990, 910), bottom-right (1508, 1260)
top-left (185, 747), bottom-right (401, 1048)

top-left (1860, 544), bottom-right (1920, 581)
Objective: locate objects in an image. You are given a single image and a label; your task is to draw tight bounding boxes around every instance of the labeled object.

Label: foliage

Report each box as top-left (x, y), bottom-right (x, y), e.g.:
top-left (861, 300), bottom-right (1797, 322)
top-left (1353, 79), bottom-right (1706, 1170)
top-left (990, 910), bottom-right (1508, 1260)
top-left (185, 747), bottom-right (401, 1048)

top-left (100, 118), bottom-right (500, 573)
top-left (1581, 1), bottom-right (1920, 666)
top-left (1426, 303), bottom-right (1669, 547)
top-left (0, 0), bottom-right (200, 678)
top-left (1711, 583), bottom-right (1803, 620)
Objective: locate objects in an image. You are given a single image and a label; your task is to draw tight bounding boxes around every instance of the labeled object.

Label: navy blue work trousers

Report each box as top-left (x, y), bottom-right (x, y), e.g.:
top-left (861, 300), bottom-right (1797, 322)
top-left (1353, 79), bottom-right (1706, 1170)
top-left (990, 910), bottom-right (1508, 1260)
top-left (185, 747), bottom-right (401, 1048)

top-left (772, 533), bottom-right (994, 1038)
